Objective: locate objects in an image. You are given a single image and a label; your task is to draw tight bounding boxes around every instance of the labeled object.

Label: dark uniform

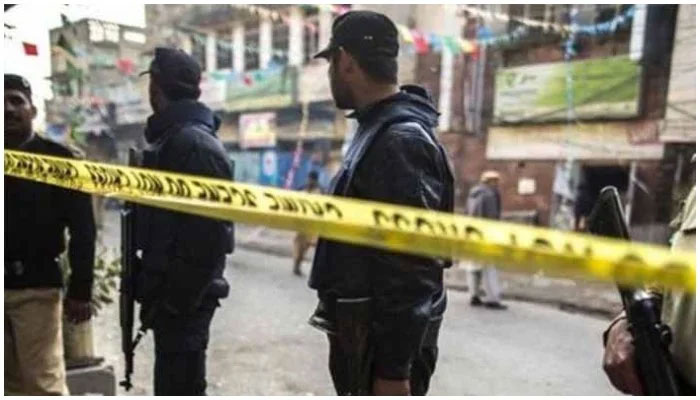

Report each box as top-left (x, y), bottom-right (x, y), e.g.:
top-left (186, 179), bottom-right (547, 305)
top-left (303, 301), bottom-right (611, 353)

top-left (5, 134), bottom-right (96, 302)
top-left (307, 13), bottom-right (455, 392)
top-left (134, 48), bottom-right (234, 396)
top-left (5, 133), bottom-right (96, 394)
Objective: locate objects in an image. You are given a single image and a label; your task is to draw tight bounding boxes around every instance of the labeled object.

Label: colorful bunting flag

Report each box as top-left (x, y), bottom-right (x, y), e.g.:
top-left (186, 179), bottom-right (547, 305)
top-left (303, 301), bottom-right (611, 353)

top-left (411, 30), bottom-right (429, 54)
top-left (443, 36), bottom-right (461, 54)
top-left (396, 24), bottom-right (414, 44)
top-left (459, 38), bottom-right (476, 54)
top-left (428, 33), bottom-right (442, 52)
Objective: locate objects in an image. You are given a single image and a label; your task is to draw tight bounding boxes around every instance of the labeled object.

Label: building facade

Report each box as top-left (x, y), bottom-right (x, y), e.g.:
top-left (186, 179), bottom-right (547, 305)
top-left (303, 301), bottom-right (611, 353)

top-left (394, 4), bottom-right (694, 241)
top-left (46, 5), bottom-right (694, 240)
top-left (46, 18), bottom-right (149, 161)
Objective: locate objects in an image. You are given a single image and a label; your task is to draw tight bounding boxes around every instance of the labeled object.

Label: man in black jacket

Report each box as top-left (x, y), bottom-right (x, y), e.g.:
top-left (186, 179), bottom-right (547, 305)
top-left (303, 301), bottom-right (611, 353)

top-left (308, 12), bottom-right (454, 396)
top-left (5, 74), bottom-right (96, 394)
top-left (135, 48), bottom-right (234, 395)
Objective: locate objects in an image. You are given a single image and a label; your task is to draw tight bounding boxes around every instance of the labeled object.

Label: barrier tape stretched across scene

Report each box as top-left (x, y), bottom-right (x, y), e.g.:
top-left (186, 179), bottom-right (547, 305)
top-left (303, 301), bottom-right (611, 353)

top-left (4, 150), bottom-right (696, 292)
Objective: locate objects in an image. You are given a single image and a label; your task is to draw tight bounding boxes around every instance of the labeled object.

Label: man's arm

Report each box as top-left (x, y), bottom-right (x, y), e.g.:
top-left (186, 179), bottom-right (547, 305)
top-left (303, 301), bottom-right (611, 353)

top-left (64, 189), bottom-right (97, 300)
top-left (61, 156), bottom-right (97, 322)
top-left (355, 128), bottom-right (447, 381)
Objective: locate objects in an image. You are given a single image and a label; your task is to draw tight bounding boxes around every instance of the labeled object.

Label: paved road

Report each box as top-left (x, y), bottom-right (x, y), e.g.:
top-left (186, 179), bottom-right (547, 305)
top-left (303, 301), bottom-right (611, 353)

top-left (94, 215), bottom-right (619, 395)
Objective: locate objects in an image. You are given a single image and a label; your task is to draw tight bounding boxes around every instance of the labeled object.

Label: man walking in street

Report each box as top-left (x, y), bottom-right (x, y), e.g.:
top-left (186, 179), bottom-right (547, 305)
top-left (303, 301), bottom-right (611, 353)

top-left (5, 74), bottom-right (96, 395)
top-left (308, 11), bottom-right (454, 395)
top-left (135, 48), bottom-right (234, 395)
top-left (292, 170), bottom-right (321, 277)
top-left (464, 171), bottom-right (507, 310)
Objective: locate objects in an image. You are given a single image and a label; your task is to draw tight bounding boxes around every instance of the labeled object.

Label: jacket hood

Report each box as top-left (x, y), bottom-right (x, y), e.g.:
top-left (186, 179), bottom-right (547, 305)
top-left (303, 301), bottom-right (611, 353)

top-left (145, 99), bottom-right (220, 144)
top-left (354, 84), bottom-right (440, 130)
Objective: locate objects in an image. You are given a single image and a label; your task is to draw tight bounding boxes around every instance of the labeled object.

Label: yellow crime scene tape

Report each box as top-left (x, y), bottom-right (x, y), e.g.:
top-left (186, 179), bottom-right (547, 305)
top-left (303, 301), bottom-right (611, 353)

top-left (4, 149), bottom-right (696, 292)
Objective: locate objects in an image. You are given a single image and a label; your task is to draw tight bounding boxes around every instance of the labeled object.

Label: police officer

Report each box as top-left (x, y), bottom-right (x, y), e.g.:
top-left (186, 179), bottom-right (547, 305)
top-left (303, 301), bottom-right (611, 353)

top-left (135, 48), bottom-right (234, 395)
top-left (308, 12), bottom-right (454, 395)
top-left (603, 161), bottom-right (696, 395)
top-left (5, 74), bottom-right (96, 395)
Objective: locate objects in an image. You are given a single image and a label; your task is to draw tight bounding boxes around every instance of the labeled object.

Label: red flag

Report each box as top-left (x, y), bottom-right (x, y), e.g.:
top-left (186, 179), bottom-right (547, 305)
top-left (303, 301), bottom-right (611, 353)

top-left (22, 42), bottom-right (38, 56)
top-left (116, 58), bottom-right (134, 75)
top-left (411, 30), bottom-right (429, 54)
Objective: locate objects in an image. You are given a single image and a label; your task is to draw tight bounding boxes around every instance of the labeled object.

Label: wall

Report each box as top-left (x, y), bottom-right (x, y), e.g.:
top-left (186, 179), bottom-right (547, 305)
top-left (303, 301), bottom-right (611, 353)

top-left (442, 133), bottom-right (555, 225)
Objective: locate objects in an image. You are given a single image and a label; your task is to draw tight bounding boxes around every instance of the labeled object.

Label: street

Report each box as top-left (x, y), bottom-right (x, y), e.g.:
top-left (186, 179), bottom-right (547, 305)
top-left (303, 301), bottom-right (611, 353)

top-left (94, 214), bottom-right (619, 396)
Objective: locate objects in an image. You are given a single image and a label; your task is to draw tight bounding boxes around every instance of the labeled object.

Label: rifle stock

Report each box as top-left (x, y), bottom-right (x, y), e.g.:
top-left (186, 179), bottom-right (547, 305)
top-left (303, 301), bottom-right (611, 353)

top-left (588, 186), bottom-right (679, 396)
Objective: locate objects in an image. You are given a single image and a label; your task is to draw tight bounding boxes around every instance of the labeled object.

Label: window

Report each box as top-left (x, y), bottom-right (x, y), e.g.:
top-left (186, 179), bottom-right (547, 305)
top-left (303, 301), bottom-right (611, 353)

top-left (123, 30), bottom-right (146, 44)
top-left (272, 20), bottom-right (290, 65)
top-left (303, 8), bottom-right (320, 64)
top-left (89, 21), bottom-right (105, 42)
top-left (104, 24), bottom-right (119, 43)
top-left (507, 5), bottom-right (555, 31)
top-left (89, 21), bottom-right (119, 43)
top-left (529, 5), bottom-right (547, 22)
top-left (507, 5), bottom-right (525, 33)
top-left (191, 33), bottom-right (207, 70)
top-left (244, 18), bottom-right (260, 71)
top-left (216, 28), bottom-right (233, 70)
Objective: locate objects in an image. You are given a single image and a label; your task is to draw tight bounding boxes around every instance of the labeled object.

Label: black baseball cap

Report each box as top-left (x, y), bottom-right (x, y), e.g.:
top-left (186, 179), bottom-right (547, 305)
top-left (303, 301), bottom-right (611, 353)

top-left (140, 47), bottom-right (201, 100)
top-left (5, 73), bottom-right (32, 101)
top-left (314, 11), bottom-right (399, 60)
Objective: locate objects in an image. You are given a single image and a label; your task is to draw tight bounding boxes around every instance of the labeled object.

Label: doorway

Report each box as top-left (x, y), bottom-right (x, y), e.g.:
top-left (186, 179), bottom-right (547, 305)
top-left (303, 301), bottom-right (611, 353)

top-left (574, 165), bottom-right (630, 231)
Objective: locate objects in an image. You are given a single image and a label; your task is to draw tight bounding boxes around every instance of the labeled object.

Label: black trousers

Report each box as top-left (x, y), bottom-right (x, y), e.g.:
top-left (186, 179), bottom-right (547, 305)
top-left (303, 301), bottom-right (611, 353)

top-left (327, 322), bottom-right (440, 396)
top-left (152, 303), bottom-right (217, 396)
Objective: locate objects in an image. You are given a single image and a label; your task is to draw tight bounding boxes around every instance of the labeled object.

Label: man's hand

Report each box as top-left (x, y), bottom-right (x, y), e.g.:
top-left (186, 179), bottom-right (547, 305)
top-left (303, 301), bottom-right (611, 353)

top-left (372, 378), bottom-right (411, 396)
top-left (64, 298), bottom-right (91, 323)
top-left (603, 318), bottom-right (644, 395)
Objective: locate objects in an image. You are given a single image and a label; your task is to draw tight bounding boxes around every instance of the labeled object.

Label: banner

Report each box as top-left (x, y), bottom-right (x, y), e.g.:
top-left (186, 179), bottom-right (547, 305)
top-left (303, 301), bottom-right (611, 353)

top-left (225, 66), bottom-right (296, 112)
top-left (494, 56), bottom-right (641, 124)
top-left (239, 112), bottom-right (277, 149)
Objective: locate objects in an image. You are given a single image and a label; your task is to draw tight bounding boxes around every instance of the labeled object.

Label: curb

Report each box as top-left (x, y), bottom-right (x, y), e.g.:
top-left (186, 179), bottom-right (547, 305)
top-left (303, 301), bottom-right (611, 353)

top-left (236, 239), bottom-right (619, 319)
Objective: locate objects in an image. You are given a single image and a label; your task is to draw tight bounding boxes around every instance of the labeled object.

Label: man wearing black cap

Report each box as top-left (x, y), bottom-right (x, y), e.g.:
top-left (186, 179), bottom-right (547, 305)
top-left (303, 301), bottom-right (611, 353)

top-left (5, 74), bottom-right (96, 395)
top-left (134, 48), bottom-right (233, 395)
top-left (308, 11), bottom-right (454, 396)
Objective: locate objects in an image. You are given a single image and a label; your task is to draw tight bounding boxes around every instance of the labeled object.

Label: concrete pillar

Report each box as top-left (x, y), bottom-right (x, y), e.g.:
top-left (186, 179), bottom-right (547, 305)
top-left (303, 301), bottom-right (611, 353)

top-left (319, 8), bottom-right (333, 50)
top-left (288, 6), bottom-right (304, 66)
top-left (629, 5), bottom-right (647, 61)
top-left (438, 48), bottom-right (454, 132)
top-left (233, 23), bottom-right (244, 73)
top-left (229, 26), bottom-right (236, 71)
top-left (260, 15), bottom-right (272, 68)
top-left (206, 31), bottom-right (216, 72)
top-left (426, 4), bottom-right (461, 132)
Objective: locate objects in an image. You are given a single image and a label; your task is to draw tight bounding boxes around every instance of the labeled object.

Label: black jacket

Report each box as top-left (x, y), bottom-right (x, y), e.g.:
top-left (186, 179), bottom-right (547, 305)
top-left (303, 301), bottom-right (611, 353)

top-left (135, 100), bottom-right (234, 315)
top-left (5, 135), bottom-right (96, 301)
top-left (309, 85), bottom-right (455, 380)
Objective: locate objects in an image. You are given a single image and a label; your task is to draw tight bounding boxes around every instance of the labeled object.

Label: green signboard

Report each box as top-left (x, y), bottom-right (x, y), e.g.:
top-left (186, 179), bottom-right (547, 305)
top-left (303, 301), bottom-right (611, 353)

top-left (494, 56), bottom-right (641, 124)
top-left (224, 66), bottom-right (297, 112)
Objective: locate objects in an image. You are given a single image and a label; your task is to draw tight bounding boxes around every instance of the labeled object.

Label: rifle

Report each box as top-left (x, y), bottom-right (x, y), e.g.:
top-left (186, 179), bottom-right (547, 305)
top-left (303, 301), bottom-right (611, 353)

top-left (588, 186), bottom-right (679, 395)
top-left (119, 148), bottom-right (147, 391)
